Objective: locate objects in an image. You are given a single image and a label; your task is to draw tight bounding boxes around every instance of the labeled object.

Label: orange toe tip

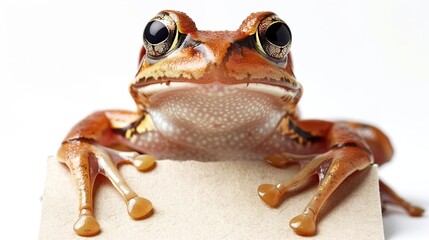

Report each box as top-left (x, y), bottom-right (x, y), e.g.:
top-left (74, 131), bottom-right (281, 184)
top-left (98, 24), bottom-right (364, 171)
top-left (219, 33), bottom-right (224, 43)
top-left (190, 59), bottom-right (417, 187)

top-left (258, 184), bottom-right (282, 208)
top-left (265, 154), bottom-right (288, 168)
top-left (127, 196), bottom-right (154, 220)
top-left (289, 214), bottom-right (316, 236)
top-left (134, 155), bottom-right (157, 172)
top-left (73, 215), bottom-right (101, 237)
top-left (408, 206), bottom-right (425, 217)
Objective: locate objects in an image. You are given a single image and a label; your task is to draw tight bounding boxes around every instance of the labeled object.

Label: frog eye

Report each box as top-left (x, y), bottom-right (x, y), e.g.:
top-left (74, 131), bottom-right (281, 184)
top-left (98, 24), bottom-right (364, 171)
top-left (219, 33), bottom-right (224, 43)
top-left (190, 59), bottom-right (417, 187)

top-left (143, 13), bottom-right (179, 58)
top-left (255, 15), bottom-right (292, 60)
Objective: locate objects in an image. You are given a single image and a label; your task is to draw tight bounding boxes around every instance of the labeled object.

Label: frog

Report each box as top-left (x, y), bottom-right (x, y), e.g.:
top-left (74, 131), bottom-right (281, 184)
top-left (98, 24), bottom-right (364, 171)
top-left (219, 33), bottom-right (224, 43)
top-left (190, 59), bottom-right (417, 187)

top-left (57, 10), bottom-right (424, 237)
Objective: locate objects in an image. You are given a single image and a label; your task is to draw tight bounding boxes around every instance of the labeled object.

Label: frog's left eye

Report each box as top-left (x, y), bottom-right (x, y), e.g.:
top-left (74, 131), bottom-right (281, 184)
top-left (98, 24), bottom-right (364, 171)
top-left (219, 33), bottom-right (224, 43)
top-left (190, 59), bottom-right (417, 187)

top-left (255, 15), bottom-right (292, 60)
top-left (143, 13), bottom-right (180, 58)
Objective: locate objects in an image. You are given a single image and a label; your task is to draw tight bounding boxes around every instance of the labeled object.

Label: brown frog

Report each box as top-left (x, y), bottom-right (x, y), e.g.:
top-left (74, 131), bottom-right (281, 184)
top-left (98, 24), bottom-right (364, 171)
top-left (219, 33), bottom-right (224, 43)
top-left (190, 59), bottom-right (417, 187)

top-left (57, 10), bottom-right (424, 237)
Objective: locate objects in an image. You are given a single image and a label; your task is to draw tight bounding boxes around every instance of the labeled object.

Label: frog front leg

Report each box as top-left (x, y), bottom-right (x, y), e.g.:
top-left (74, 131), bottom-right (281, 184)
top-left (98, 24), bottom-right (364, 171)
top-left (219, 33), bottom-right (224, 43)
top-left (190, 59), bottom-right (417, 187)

top-left (57, 110), bottom-right (156, 236)
top-left (259, 121), bottom-right (374, 236)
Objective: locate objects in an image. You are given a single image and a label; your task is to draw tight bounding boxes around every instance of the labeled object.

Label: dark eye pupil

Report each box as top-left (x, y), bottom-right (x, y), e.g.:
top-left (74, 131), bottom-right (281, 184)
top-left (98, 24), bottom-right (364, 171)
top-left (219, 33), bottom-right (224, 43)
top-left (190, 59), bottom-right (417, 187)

top-left (144, 21), bottom-right (169, 44)
top-left (265, 22), bottom-right (290, 46)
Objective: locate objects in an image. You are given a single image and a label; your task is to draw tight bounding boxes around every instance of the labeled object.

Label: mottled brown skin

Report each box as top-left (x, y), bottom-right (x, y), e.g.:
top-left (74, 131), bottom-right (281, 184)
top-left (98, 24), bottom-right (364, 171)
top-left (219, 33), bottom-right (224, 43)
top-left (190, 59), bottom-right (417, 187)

top-left (57, 10), bottom-right (424, 237)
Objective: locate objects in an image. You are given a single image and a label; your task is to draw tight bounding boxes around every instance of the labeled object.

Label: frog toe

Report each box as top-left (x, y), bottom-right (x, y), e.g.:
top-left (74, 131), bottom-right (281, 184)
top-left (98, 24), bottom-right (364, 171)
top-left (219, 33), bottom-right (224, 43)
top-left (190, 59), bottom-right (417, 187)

top-left (113, 150), bottom-right (157, 172)
top-left (127, 196), bottom-right (154, 220)
top-left (73, 214), bottom-right (101, 237)
top-left (131, 155), bottom-right (157, 172)
top-left (379, 179), bottom-right (425, 217)
top-left (408, 205), bottom-right (425, 217)
top-left (258, 184), bottom-right (282, 207)
top-left (265, 154), bottom-right (289, 168)
top-left (289, 213), bottom-right (316, 236)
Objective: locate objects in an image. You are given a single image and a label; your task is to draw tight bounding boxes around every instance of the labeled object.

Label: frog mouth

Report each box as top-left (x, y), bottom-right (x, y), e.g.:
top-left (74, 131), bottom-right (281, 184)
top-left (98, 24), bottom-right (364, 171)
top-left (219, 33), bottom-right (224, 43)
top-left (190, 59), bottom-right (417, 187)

top-left (135, 81), bottom-right (302, 104)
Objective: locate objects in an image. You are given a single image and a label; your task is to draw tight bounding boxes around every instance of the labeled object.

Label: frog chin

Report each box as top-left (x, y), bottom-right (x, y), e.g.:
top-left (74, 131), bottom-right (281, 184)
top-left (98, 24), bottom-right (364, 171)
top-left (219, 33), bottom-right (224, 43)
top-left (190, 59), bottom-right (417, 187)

top-left (139, 82), bottom-right (292, 149)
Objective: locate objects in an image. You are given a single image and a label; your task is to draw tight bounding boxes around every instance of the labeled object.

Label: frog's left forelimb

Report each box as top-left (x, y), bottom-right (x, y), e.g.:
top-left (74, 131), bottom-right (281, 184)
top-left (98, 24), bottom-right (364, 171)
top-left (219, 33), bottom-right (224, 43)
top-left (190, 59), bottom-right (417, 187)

top-left (259, 120), bottom-right (424, 236)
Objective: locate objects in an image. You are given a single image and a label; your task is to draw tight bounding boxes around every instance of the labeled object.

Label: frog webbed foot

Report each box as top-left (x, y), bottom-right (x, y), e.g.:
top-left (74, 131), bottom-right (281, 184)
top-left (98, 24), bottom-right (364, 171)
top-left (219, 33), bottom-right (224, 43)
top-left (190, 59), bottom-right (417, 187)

top-left (258, 143), bottom-right (372, 236)
top-left (58, 141), bottom-right (156, 236)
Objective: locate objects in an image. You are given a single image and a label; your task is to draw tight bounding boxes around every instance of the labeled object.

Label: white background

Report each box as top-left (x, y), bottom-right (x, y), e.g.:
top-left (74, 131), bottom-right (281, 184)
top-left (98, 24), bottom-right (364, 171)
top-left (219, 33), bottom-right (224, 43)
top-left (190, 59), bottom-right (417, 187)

top-left (0, 0), bottom-right (428, 239)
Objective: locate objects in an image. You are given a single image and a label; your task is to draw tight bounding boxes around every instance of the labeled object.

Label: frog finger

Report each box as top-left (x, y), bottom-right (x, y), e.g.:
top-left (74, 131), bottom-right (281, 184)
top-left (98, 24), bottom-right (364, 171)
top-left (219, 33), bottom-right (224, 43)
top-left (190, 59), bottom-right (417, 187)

top-left (111, 150), bottom-right (157, 172)
top-left (73, 212), bottom-right (100, 237)
top-left (58, 141), bottom-right (102, 237)
top-left (96, 148), bottom-right (155, 219)
top-left (258, 151), bottom-right (331, 208)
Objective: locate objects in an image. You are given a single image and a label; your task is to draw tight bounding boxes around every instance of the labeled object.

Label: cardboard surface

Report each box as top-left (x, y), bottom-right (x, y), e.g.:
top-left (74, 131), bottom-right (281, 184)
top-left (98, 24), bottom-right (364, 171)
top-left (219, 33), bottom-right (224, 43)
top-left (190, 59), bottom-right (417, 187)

top-left (39, 157), bottom-right (384, 239)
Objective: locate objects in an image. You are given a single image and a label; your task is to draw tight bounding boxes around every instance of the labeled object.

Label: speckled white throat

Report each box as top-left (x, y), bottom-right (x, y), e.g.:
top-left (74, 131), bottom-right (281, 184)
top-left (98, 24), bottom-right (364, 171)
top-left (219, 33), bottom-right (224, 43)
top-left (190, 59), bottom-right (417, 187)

top-left (142, 82), bottom-right (287, 151)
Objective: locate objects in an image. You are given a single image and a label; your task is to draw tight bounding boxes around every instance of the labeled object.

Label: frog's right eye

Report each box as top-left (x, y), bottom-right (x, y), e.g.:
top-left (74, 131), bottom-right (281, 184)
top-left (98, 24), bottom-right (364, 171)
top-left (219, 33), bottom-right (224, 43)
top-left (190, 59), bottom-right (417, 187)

top-left (143, 13), bottom-right (180, 58)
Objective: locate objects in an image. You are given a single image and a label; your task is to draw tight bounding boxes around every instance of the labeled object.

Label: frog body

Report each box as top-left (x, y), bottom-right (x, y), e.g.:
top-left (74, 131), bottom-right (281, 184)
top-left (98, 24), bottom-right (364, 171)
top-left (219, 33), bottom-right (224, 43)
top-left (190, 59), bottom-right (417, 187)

top-left (58, 10), bottom-right (424, 237)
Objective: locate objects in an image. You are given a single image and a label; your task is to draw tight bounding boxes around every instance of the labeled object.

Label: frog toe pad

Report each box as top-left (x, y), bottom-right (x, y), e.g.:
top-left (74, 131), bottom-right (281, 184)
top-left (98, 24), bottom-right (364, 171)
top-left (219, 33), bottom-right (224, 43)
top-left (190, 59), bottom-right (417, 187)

top-left (132, 155), bottom-right (157, 172)
top-left (127, 196), bottom-right (154, 219)
top-left (258, 184), bottom-right (282, 207)
top-left (73, 214), bottom-right (100, 237)
top-left (289, 213), bottom-right (316, 236)
top-left (408, 205), bottom-right (425, 217)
